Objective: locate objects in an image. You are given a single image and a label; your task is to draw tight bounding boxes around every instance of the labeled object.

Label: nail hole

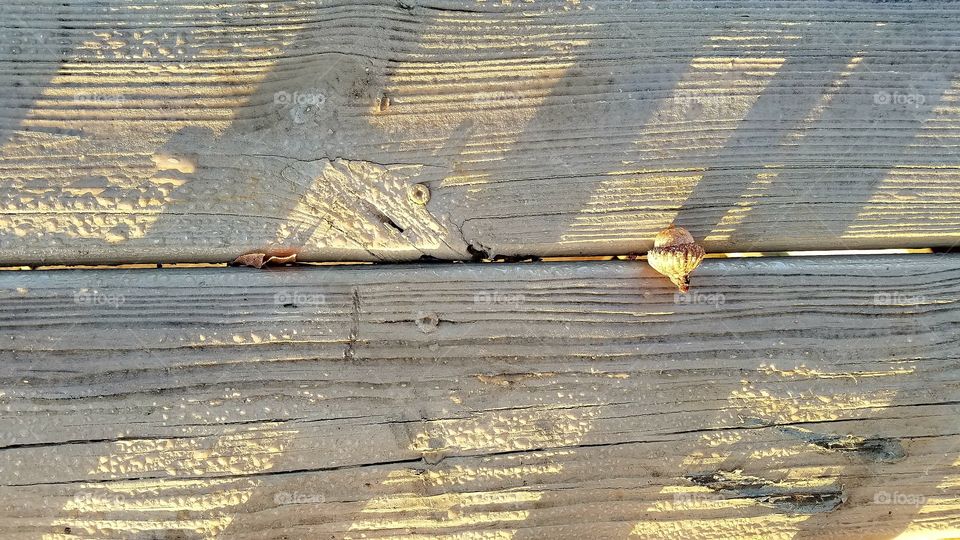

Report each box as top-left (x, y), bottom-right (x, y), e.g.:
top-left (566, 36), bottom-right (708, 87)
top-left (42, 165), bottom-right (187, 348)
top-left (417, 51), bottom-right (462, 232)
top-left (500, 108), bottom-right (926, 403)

top-left (415, 311), bottom-right (439, 333)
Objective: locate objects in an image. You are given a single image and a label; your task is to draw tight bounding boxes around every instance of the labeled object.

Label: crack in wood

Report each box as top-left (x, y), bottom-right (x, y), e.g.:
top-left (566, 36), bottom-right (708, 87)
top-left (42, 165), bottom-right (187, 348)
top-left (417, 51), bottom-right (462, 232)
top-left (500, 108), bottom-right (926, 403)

top-left (686, 470), bottom-right (846, 514)
top-left (345, 286), bottom-right (361, 361)
top-left (780, 426), bottom-right (907, 463)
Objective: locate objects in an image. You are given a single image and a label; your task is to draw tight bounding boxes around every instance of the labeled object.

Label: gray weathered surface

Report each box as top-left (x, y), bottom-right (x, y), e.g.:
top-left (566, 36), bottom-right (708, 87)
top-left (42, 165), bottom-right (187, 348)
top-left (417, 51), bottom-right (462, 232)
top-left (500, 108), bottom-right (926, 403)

top-left (1, 1), bottom-right (959, 265)
top-left (0, 255), bottom-right (957, 538)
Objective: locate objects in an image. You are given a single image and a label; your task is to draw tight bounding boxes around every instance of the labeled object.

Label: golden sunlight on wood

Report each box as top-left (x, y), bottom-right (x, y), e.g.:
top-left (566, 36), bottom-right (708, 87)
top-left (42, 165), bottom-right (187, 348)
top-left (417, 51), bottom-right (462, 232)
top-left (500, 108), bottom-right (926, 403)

top-left (842, 76), bottom-right (960, 243)
top-left (349, 408), bottom-right (598, 536)
top-left (562, 34), bottom-right (786, 245)
top-left (41, 427), bottom-right (296, 539)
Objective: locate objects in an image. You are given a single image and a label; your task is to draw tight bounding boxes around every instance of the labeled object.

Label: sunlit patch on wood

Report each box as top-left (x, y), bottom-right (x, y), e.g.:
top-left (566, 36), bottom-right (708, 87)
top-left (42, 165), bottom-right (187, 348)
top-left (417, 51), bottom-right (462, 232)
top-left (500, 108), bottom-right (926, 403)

top-left (562, 33), bottom-right (787, 245)
top-left (42, 427), bottom-right (296, 538)
top-left (410, 408), bottom-right (598, 458)
top-left (346, 406), bottom-right (599, 536)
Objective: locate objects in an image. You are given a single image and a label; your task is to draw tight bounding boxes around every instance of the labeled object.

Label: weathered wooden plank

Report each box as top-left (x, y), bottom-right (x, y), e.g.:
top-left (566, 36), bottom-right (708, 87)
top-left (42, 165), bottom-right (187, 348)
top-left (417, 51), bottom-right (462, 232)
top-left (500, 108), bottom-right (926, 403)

top-left (1, 1), bottom-right (959, 265)
top-left (0, 255), bottom-right (957, 538)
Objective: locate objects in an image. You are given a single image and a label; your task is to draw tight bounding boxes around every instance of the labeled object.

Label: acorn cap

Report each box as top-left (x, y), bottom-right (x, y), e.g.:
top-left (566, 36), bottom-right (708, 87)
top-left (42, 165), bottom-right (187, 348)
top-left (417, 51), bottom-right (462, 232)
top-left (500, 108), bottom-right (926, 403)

top-left (647, 244), bottom-right (705, 292)
top-left (647, 225), bottom-right (705, 292)
top-left (653, 224), bottom-right (695, 248)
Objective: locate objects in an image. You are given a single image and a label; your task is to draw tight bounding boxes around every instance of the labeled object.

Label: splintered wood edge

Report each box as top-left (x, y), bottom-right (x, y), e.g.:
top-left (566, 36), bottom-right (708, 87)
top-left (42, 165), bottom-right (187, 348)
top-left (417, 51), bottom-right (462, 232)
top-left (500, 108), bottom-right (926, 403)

top-left (0, 255), bottom-right (957, 538)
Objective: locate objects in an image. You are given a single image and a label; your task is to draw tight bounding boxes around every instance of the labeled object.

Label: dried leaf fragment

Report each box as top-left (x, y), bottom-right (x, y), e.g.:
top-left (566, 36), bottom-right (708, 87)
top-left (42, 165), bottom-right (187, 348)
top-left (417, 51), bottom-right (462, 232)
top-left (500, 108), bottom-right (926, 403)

top-left (231, 252), bottom-right (298, 269)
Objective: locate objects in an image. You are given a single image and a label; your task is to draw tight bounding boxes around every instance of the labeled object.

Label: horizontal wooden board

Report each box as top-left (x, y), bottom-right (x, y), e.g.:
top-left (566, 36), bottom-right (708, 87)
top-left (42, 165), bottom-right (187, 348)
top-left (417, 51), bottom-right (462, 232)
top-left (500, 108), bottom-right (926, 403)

top-left (0, 255), bottom-right (958, 538)
top-left (1, 1), bottom-right (959, 265)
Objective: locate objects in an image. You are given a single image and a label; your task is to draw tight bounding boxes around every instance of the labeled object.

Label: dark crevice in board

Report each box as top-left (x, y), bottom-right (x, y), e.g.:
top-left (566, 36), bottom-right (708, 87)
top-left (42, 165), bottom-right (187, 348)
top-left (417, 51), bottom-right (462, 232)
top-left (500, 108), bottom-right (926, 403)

top-left (685, 470), bottom-right (846, 514)
top-left (0, 249), bottom-right (940, 271)
top-left (779, 426), bottom-right (906, 463)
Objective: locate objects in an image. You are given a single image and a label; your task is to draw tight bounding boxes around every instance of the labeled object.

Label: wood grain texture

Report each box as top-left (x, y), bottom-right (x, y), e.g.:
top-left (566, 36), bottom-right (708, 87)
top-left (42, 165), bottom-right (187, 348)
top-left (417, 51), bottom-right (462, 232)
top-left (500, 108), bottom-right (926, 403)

top-left (1, 0), bottom-right (959, 265)
top-left (0, 255), bottom-right (958, 538)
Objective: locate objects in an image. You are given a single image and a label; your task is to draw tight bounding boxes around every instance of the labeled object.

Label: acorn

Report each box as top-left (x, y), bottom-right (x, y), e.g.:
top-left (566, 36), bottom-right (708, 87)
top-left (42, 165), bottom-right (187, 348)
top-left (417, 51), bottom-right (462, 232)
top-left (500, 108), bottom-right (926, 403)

top-left (647, 225), bottom-right (705, 292)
